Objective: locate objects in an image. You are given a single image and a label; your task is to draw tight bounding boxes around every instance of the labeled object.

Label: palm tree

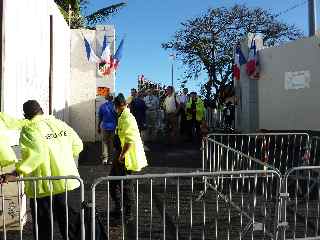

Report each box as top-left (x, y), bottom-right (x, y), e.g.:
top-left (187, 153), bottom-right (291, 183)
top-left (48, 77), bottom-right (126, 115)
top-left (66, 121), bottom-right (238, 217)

top-left (54, 0), bottom-right (126, 29)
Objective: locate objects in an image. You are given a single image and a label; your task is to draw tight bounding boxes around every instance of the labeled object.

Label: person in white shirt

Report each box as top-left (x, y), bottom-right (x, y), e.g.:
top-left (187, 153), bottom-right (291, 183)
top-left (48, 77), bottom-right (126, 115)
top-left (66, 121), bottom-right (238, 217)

top-left (144, 89), bottom-right (160, 141)
top-left (163, 86), bottom-right (180, 144)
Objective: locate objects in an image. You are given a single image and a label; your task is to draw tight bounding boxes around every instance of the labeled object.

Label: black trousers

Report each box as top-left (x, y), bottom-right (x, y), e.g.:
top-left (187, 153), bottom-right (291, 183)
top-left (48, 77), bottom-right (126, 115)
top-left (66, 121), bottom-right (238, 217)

top-left (187, 120), bottom-right (201, 141)
top-left (109, 155), bottom-right (135, 214)
top-left (30, 188), bottom-right (80, 240)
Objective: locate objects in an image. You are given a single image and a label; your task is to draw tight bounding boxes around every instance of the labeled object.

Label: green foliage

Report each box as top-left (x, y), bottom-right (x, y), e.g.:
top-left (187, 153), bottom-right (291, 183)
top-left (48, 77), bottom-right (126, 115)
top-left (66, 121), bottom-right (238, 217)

top-left (54, 0), bottom-right (126, 29)
top-left (85, 3), bottom-right (126, 26)
top-left (162, 4), bottom-right (303, 102)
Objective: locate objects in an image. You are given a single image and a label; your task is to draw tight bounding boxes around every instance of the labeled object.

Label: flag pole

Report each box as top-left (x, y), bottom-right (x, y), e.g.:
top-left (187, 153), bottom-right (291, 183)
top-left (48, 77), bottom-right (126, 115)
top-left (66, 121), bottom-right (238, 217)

top-left (68, 4), bottom-right (72, 27)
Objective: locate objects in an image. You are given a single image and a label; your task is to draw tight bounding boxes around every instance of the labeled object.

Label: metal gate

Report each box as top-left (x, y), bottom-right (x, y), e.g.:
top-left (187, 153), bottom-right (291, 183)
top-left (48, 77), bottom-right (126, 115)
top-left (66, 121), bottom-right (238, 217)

top-left (280, 166), bottom-right (320, 240)
top-left (91, 152), bottom-right (282, 240)
top-left (0, 175), bottom-right (84, 240)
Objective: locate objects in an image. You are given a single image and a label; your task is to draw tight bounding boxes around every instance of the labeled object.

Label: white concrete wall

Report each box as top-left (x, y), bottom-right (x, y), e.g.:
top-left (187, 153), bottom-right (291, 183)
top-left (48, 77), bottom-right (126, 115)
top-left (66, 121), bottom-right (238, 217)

top-left (1, 0), bottom-right (71, 143)
top-left (70, 26), bottom-right (115, 142)
top-left (257, 36), bottom-right (320, 130)
top-left (70, 29), bottom-right (97, 142)
top-left (51, 5), bottom-right (71, 123)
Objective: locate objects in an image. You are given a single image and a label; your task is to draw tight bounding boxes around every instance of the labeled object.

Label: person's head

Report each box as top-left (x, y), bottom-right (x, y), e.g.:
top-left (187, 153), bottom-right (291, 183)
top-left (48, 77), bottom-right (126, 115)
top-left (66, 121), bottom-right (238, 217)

top-left (146, 89), bottom-right (152, 96)
top-left (226, 101), bottom-right (232, 106)
top-left (190, 91), bottom-right (197, 101)
top-left (166, 86), bottom-right (174, 96)
top-left (105, 93), bottom-right (114, 101)
top-left (183, 88), bottom-right (188, 95)
top-left (153, 89), bottom-right (158, 96)
top-left (114, 93), bottom-right (127, 113)
top-left (131, 88), bottom-right (137, 97)
top-left (23, 100), bottom-right (43, 120)
top-left (138, 91), bottom-right (145, 98)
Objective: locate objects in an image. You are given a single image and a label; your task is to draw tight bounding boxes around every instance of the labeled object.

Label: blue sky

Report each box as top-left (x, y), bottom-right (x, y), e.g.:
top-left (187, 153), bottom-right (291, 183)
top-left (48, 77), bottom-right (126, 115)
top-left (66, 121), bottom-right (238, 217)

top-left (84, 0), bottom-right (319, 97)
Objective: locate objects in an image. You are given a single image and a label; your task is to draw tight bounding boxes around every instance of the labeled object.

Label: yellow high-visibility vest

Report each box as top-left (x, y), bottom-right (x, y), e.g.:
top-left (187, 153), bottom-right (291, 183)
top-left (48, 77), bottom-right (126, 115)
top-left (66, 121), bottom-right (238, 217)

top-left (16, 115), bottom-right (83, 198)
top-left (186, 98), bottom-right (205, 121)
top-left (117, 108), bottom-right (148, 172)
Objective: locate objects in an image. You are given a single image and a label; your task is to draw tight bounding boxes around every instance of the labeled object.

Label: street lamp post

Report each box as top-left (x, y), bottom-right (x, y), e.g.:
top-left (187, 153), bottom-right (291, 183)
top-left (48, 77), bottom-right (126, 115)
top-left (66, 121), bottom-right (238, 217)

top-left (169, 53), bottom-right (176, 87)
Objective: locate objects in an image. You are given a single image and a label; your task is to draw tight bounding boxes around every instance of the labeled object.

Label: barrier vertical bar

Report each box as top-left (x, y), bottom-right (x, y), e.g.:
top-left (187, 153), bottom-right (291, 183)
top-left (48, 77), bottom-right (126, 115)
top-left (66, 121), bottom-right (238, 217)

top-left (189, 177), bottom-right (193, 240)
top-left (136, 179), bottom-right (139, 240)
top-left (149, 179), bottom-right (153, 240)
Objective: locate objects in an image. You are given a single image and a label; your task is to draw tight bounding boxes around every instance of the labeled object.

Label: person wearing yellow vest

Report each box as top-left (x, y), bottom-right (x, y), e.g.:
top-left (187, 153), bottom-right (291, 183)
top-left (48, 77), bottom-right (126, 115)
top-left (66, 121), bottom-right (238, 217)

top-left (0, 100), bottom-right (83, 240)
top-left (0, 112), bottom-right (28, 167)
top-left (185, 92), bottom-right (205, 142)
top-left (110, 93), bottom-right (148, 220)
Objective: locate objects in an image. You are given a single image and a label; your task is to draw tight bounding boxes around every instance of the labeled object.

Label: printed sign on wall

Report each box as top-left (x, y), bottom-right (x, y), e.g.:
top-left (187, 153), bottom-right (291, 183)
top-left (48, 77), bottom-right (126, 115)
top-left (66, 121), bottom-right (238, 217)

top-left (285, 71), bottom-right (311, 90)
top-left (97, 87), bottom-right (110, 97)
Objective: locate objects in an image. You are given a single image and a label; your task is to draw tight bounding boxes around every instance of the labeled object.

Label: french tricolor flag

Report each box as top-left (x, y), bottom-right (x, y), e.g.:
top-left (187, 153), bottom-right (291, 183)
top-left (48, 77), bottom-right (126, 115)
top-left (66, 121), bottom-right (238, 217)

top-left (233, 43), bottom-right (246, 81)
top-left (110, 38), bottom-right (124, 70)
top-left (246, 39), bottom-right (257, 77)
top-left (101, 33), bottom-right (111, 63)
top-left (83, 36), bottom-right (100, 63)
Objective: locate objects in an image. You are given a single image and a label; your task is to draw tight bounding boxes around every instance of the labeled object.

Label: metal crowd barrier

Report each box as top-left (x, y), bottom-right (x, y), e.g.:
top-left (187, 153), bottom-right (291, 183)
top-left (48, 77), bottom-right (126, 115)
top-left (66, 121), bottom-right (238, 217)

top-left (0, 175), bottom-right (84, 240)
top-left (204, 133), bottom-right (313, 174)
top-left (91, 170), bottom-right (282, 240)
top-left (280, 166), bottom-right (320, 240)
top-left (205, 108), bottom-right (223, 130)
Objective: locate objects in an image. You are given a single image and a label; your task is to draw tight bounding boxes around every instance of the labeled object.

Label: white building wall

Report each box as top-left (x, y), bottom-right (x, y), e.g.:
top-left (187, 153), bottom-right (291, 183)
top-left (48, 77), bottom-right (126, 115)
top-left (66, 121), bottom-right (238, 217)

top-left (70, 29), bottom-right (97, 142)
top-left (51, 5), bottom-right (71, 123)
top-left (70, 26), bottom-right (115, 142)
top-left (236, 35), bottom-right (320, 131)
top-left (2, 0), bottom-right (70, 123)
top-left (258, 36), bottom-right (320, 130)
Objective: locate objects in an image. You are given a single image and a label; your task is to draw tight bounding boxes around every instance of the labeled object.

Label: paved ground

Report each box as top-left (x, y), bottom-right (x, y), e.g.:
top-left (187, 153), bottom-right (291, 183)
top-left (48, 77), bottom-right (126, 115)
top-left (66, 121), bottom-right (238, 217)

top-left (5, 135), bottom-right (320, 239)
top-left (4, 139), bottom-right (203, 240)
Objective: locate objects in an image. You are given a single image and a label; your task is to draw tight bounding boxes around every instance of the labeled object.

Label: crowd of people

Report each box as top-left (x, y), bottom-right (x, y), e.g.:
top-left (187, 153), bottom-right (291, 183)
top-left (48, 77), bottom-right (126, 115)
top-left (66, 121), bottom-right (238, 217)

top-left (0, 84), bottom-right (235, 239)
top-left (119, 86), bottom-right (208, 146)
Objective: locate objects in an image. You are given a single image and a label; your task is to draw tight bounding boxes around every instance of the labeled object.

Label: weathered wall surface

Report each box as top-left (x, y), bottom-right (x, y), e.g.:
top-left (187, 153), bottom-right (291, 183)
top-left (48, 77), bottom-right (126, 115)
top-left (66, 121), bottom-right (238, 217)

top-left (236, 35), bottom-right (320, 131)
top-left (1, 0), bottom-right (71, 143)
top-left (70, 29), bottom-right (97, 142)
top-left (2, 0), bottom-right (70, 120)
top-left (258, 36), bottom-right (320, 130)
top-left (70, 26), bottom-right (115, 142)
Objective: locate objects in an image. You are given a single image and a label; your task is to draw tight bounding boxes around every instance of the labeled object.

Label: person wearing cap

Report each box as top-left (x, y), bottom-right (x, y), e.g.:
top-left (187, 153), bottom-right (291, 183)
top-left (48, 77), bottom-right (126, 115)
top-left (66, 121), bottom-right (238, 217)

top-left (186, 92), bottom-right (205, 142)
top-left (109, 93), bottom-right (148, 220)
top-left (0, 100), bottom-right (83, 240)
top-left (98, 93), bottom-right (117, 165)
top-left (127, 88), bottom-right (137, 106)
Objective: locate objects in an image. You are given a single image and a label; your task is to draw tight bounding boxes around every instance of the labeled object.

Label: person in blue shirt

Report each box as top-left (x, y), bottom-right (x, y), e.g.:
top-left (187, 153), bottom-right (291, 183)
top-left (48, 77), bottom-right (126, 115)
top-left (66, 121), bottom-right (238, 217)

top-left (98, 93), bottom-right (117, 165)
top-left (130, 91), bottom-right (147, 132)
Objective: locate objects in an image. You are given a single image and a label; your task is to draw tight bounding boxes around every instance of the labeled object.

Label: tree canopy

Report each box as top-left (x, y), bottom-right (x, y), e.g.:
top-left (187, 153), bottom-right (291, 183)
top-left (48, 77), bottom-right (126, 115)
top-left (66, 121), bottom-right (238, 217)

top-left (54, 0), bottom-right (126, 29)
top-left (162, 5), bottom-right (303, 103)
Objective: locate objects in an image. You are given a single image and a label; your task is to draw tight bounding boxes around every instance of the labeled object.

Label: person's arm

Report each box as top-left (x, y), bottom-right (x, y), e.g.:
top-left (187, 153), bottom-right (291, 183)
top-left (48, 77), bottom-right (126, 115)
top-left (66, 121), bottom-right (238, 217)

top-left (0, 137), bottom-right (18, 167)
top-left (118, 143), bottom-right (132, 163)
top-left (65, 123), bottom-right (83, 158)
top-left (118, 117), bottom-right (136, 163)
top-left (0, 112), bottom-right (28, 130)
top-left (97, 107), bottom-right (103, 134)
top-left (15, 126), bottom-right (46, 176)
top-left (0, 171), bottom-right (18, 184)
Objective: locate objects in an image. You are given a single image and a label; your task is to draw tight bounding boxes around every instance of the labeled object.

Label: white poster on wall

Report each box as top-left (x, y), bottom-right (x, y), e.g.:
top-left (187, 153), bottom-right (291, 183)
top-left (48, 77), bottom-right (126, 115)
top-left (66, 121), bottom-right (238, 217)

top-left (285, 70), bottom-right (311, 90)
